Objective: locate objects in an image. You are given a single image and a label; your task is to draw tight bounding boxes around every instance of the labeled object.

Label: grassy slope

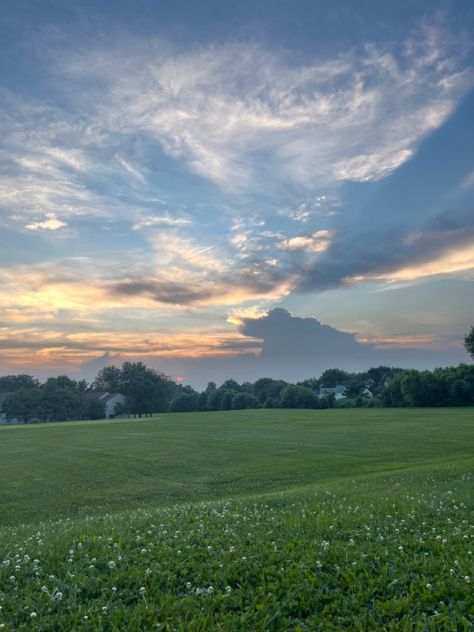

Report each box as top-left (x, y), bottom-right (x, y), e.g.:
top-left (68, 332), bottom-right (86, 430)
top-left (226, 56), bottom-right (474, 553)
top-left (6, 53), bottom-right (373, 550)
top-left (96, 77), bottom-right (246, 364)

top-left (0, 409), bottom-right (472, 630)
top-left (1, 408), bottom-right (473, 527)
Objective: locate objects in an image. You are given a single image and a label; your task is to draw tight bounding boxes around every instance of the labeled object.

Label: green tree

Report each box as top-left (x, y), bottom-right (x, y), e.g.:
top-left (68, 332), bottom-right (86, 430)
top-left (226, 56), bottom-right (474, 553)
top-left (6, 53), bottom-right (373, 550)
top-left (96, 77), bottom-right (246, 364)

top-left (120, 362), bottom-right (171, 416)
top-left (87, 399), bottom-right (106, 420)
top-left (318, 368), bottom-right (349, 388)
top-left (280, 385), bottom-right (318, 409)
top-left (464, 326), bottom-right (474, 359)
top-left (252, 378), bottom-right (287, 404)
top-left (93, 366), bottom-right (122, 392)
top-left (170, 393), bottom-right (199, 412)
top-left (0, 374), bottom-right (39, 392)
top-left (220, 379), bottom-right (241, 392)
top-left (2, 388), bottom-right (43, 423)
top-left (344, 373), bottom-right (367, 398)
top-left (41, 376), bottom-right (87, 421)
top-left (231, 392), bottom-right (258, 410)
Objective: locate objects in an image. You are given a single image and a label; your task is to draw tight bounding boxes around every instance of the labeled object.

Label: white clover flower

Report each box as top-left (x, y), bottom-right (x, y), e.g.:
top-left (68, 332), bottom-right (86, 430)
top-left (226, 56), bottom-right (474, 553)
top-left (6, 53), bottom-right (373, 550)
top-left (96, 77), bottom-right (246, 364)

top-left (30, 612), bottom-right (37, 618)
top-left (141, 549), bottom-right (147, 555)
top-left (225, 585), bottom-right (232, 593)
top-left (55, 592), bottom-right (63, 601)
top-left (426, 583), bottom-right (432, 590)
top-left (108, 561), bottom-right (116, 569)
top-left (139, 587), bottom-right (146, 595)
top-left (465, 576), bottom-right (471, 583)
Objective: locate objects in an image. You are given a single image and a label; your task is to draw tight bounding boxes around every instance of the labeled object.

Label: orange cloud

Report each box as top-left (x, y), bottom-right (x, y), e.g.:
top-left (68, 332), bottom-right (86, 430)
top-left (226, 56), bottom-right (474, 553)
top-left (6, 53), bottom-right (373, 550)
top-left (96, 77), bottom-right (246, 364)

top-left (350, 244), bottom-right (474, 285)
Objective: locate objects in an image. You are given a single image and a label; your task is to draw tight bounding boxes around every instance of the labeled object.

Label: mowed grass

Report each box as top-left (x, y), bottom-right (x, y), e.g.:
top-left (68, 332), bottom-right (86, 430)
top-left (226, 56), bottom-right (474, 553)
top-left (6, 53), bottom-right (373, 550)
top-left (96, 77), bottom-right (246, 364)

top-left (0, 408), bottom-right (473, 630)
top-left (0, 408), bottom-right (473, 527)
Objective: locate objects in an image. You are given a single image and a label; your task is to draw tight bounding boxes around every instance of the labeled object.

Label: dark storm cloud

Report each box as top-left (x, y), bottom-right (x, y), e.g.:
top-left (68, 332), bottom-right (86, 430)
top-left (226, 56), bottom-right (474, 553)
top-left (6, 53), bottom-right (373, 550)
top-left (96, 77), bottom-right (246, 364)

top-left (240, 308), bottom-right (374, 364)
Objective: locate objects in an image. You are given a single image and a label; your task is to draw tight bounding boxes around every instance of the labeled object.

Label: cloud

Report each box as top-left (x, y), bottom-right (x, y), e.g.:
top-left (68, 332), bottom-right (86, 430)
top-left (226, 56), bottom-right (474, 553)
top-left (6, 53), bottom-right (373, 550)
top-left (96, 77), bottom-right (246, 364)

top-left (312, 203), bottom-right (474, 292)
top-left (132, 214), bottom-right (192, 230)
top-left (277, 230), bottom-right (335, 253)
top-left (239, 308), bottom-right (372, 360)
top-left (115, 154), bottom-right (147, 183)
top-left (112, 279), bottom-right (216, 305)
top-left (25, 213), bottom-right (67, 231)
top-left (54, 24), bottom-right (472, 193)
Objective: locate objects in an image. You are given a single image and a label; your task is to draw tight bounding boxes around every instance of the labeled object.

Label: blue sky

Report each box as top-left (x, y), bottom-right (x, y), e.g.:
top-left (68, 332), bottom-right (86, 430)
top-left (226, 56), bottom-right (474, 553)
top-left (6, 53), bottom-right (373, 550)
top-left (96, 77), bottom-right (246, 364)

top-left (1, 0), bottom-right (473, 381)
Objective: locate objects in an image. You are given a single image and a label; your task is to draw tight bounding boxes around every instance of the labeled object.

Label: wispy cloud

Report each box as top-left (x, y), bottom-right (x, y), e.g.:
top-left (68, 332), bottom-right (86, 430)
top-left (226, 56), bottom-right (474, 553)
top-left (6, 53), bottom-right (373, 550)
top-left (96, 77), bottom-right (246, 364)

top-left (132, 214), bottom-right (192, 230)
top-left (57, 25), bottom-right (472, 192)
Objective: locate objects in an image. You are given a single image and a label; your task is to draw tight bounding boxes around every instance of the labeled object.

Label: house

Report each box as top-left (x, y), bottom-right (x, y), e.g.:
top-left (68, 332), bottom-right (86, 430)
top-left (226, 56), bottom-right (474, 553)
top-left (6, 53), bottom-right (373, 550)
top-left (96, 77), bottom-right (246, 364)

top-left (86, 392), bottom-right (126, 418)
top-left (318, 385), bottom-right (347, 400)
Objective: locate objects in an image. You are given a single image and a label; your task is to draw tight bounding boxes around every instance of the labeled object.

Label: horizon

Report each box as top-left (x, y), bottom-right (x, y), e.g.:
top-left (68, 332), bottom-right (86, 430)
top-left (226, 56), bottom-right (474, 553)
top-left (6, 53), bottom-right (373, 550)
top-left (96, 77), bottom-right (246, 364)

top-left (1, 0), bottom-right (473, 385)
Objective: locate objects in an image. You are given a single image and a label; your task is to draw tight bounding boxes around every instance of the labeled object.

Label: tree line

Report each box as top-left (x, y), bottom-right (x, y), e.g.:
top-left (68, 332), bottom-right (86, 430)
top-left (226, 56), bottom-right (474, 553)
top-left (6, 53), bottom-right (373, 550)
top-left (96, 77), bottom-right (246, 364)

top-left (1, 328), bottom-right (473, 422)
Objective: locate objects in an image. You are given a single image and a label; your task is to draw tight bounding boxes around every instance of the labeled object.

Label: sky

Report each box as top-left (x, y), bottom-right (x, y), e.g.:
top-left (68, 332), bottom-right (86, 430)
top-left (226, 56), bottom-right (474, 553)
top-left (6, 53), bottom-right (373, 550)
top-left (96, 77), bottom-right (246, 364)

top-left (1, 0), bottom-right (473, 387)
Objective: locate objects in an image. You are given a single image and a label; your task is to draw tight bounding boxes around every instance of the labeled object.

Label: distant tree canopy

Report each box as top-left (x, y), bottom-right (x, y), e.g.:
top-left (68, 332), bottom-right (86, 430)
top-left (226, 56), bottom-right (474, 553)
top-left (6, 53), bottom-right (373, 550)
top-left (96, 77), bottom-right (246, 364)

top-left (1, 375), bottom-right (96, 423)
top-left (465, 326), bottom-right (474, 360)
top-left (0, 374), bottom-right (39, 392)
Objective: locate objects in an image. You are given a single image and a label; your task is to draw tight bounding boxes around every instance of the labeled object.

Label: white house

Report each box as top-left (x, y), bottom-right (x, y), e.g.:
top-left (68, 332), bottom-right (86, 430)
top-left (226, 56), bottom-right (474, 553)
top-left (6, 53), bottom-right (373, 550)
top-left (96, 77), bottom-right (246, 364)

top-left (318, 385), bottom-right (347, 400)
top-left (86, 392), bottom-right (126, 418)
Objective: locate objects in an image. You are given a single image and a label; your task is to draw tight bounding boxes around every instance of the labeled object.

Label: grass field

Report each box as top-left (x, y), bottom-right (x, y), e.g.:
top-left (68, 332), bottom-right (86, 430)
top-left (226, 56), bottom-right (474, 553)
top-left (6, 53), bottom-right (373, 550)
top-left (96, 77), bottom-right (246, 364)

top-left (0, 408), bottom-right (473, 630)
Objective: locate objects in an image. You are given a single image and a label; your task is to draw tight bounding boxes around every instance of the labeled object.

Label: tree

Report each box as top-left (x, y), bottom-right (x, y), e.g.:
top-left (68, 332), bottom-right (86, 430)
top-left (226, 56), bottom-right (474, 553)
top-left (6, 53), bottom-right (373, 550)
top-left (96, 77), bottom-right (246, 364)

top-left (41, 376), bottom-right (87, 421)
top-left (280, 385), bottom-right (318, 409)
top-left (252, 378), bottom-right (287, 404)
top-left (365, 366), bottom-right (404, 397)
top-left (93, 366), bottom-right (122, 392)
top-left (220, 379), bottom-right (241, 392)
top-left (87, 399), bottom-right (106, 420)
top-left (231, 392), bottom-right (258, 410)
top-left (464, 326), bottom-right (474, 359)
top-left (119, 362), bottom-right (171, 416)
top-left (263, 397), bottom-right (279, 408)
top-left (2, 388), bottom-right (43, 423)
top-left (170, 393), bottom-right (199, 412)
top-left (344, 373), bottom-right (367, 398)
top-left (318, 368), bottom-right (349, 388)
top-left (0, 374), bottom-right (39, 392)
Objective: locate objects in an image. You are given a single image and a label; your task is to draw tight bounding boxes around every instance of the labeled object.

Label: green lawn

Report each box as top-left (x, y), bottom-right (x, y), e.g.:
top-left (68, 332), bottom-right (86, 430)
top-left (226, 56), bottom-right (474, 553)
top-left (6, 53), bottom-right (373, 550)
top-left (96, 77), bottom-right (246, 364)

top-left (0, 408), bottom-right (473, 630)
top-left (0, 408), bottom-right (473, 527)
